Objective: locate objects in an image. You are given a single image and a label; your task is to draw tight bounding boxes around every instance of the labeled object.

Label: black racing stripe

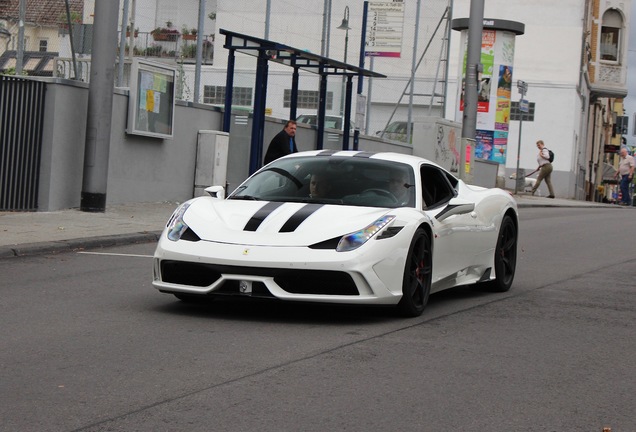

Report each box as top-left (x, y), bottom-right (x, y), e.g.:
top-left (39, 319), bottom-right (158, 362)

top-left (279, 204), bottom-right (324, 232)
top-left (353, 151), bottom-right (375, 158)
top-left (244, 202), bottom-right (284, 231)
top-left (317, 149), bottom-right (338, 156)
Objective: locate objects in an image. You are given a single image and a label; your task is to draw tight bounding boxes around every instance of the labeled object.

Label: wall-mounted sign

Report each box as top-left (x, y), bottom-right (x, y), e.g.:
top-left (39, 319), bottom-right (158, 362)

top-left (127, 59), bottom-right (176, 139)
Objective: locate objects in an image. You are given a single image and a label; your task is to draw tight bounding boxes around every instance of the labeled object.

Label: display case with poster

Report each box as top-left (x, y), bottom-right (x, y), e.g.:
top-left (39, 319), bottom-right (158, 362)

top-left (127, 59), bottom-right (176, 139)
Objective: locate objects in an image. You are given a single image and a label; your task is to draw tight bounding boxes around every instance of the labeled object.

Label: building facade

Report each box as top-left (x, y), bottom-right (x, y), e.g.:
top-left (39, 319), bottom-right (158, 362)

top-left (1, 0), bottom-right (631, 201)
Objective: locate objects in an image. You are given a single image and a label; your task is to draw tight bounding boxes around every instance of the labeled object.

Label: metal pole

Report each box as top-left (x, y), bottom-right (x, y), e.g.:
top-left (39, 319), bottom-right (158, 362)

top-left (339, 6), bottom-right (350, 118)
top-left (442, 0), bottom-right (454, 117)
top-left (63, 0), bottom-right (78, 80)
top-left (353, 1), bottom-right (369, 151)
top-left (326, 0), bottom-right (332, 58)
top-left (407, 0), bottom-right (422, 144)
top-left (117, 0), bottom-right (130, 87)
top-left (222, 49), bottom-right (235, 133)
top-left (343, 77), bottom-right (354, 150)
top-left (249, 53), bottom-right (269, 174)
top-left (80, 0), bottom-right (120, 212)
top-left (265, 0), bottom-right (271, 39)
top-left (194, 0), bottom-right (206, 103)
top-left (459, 0), bottom-right (484, 181)
top-left (514, 80), bottom-right (527, 195)
top-left (128, 0), bottom-right (136, 59)
top-left (365, 57), bottom-right (375, 135)
top-left (16, 0), bottom-right (25, 74)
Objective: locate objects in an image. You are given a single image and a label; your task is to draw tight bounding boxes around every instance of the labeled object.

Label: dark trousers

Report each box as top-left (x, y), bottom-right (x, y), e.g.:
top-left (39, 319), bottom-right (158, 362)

top-left (619, 175), bottom-right (632, 205)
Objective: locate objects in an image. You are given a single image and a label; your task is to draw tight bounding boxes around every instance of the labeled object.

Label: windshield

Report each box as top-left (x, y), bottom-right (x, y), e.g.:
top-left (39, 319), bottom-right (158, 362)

top-left (228, 156), bottom-right (415, 208)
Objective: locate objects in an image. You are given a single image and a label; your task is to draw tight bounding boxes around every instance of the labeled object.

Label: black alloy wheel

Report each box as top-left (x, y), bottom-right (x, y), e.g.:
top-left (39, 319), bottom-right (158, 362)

top-left (484, 214), bottom-right (517, 292)
top-left (397, 228), bottom-right (432, 317)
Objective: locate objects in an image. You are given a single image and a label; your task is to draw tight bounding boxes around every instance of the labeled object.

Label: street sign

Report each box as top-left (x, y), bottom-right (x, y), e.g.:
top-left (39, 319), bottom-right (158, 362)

top-left (517, 80), bottom-right (527, 95)
top-left (365, 1), bottom-right (406, 58)
top-left (520, 99), bottom-right (529, 113)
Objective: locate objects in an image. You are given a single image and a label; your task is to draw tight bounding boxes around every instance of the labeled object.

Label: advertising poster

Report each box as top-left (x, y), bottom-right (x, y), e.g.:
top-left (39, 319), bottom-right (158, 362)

top-left (456, 29), bottom-right (517, 164)
top-left (492, 130), bottom-right (508, 164)
top-left (475, 130), bottom-right (494, 160)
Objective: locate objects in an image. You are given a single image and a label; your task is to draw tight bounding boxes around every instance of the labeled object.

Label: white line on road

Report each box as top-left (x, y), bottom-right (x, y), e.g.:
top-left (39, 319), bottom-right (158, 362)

top-left (77, 252), bottom-right (153, 258)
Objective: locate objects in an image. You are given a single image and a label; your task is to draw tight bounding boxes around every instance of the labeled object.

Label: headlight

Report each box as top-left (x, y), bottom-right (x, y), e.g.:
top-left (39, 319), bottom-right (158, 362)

top-left (336, 215), bottom-right (396, 252)
top-left (166, 202), bottom-right (191, 242)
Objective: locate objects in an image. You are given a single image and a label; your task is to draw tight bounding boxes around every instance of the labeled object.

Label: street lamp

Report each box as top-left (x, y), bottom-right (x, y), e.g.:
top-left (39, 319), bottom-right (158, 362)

top-left (337, 6), bottom-right (351, 118)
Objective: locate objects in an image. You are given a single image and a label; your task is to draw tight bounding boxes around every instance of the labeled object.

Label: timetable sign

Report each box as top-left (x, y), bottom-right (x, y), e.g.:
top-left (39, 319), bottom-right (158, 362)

top-left (365, 0), bottom-right (405, 58)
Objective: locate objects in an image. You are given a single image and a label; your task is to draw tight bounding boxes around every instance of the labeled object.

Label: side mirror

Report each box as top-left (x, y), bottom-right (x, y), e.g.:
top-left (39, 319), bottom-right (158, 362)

top-left (205, 185), bottom-right (225, 199)
top-left (435, 197), bottom-right (475, 222)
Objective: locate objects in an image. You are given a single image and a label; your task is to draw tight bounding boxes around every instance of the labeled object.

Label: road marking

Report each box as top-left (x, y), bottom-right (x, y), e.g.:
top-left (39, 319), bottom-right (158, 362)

top-left (77, 252), bottom-right (153, 258)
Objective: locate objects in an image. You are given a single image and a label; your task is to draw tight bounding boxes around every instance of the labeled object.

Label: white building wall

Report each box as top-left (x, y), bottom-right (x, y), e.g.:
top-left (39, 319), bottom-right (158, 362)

top-left (446, 0), bottom-right (587, 197)
top-left (138, 0), bottom-right (627, 198)
top-left (206, 0), bottom-right (451, 135)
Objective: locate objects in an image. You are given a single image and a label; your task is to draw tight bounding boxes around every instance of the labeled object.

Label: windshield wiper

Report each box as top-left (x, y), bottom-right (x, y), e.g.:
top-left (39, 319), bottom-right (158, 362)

top-left (229, 195), bottom-right (261, 201)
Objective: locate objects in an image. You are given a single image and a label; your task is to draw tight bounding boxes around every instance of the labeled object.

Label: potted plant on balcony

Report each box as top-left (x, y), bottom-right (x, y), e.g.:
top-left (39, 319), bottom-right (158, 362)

top-left (182, 25), bottom-right (197, 41)
top-left (152, 21), bottom-right (179, 42)
top-left (126, 25), bottom-right (139, 38)
top-left (188, 29), bottom-right (198, 40)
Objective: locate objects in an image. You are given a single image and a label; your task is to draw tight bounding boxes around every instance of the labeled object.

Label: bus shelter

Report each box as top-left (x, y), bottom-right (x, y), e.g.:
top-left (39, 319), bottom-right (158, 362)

top-left (220, 29), bottom-right (385, 174)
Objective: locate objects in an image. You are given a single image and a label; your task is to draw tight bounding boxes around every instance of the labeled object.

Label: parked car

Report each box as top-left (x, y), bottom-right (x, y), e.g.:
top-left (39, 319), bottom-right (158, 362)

top-left (152, 151), bottom-right (518, 317)
top-left (376, 121), bottom-right (414, 143)
top-left (296, 114), bottom-right (343, 130)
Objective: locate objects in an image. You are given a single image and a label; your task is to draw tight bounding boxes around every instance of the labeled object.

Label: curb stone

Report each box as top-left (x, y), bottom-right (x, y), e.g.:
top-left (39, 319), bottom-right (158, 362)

top-left (0, 231), bottom-right (161, 259)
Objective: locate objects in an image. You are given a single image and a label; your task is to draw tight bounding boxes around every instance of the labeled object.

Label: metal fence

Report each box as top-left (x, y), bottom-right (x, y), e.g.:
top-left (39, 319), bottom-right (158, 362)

top-left (0, 76), bottom-right (46, 211)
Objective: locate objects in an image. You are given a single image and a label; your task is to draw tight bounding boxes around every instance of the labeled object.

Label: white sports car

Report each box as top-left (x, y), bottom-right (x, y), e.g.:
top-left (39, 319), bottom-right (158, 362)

top-left (152, 151), bottom-right (518, 317)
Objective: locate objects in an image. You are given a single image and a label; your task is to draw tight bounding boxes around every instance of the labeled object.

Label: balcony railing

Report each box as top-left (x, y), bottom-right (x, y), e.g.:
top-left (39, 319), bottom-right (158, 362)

top-left (119, 31), bottom-right (214, 63)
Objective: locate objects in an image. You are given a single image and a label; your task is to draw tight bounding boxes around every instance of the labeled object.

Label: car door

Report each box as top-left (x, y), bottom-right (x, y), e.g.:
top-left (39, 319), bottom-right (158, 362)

top-left (420, 164), bottom-right (483, 288)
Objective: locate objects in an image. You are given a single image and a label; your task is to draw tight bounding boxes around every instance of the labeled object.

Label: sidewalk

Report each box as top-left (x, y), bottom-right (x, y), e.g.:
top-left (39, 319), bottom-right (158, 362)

top-left (0, 195), bottom-right (622, 259)
top-left (0, 201), bottom-right (178, 258)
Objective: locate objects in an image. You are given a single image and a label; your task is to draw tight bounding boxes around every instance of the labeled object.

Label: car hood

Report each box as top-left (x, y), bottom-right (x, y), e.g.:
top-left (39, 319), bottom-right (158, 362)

top-left (181, 198), bottom-right (393, 247)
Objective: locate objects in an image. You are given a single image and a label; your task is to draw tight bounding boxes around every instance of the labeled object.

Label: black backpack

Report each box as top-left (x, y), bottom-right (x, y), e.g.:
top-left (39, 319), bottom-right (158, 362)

top-left (546, 149), bottom-right (554, 163)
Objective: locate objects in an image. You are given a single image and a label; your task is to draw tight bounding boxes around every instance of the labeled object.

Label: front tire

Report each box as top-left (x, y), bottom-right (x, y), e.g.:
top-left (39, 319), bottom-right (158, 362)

top-left (483, 214), bottom-right (517, 292)
top-left (397, 228), bottom-right (432, 317)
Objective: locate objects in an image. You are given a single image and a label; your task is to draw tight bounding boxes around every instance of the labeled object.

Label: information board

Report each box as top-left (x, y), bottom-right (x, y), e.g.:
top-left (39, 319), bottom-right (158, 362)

top-left (127, 59), bottom-right (176, 139)
top-left (365, 0), bottom-right (405, 58)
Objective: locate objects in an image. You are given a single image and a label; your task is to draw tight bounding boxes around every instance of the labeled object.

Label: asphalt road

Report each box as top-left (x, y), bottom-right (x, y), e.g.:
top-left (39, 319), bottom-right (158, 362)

top-left (1, 207), bottom-right (635, 432)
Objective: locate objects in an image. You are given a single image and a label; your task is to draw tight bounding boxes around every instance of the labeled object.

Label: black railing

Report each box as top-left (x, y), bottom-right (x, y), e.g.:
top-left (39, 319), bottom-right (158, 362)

top-left (0, 76), bottom-right (46, 211)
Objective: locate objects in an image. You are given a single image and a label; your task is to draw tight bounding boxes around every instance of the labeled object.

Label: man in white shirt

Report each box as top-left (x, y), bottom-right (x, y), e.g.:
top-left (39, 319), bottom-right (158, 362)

top-left (614, 147), bottom-right (635, 205)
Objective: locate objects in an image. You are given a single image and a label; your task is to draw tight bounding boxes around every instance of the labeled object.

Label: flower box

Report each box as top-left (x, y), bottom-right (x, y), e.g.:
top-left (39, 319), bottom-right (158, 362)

top-left (152, 29), bottom-right (180, 42)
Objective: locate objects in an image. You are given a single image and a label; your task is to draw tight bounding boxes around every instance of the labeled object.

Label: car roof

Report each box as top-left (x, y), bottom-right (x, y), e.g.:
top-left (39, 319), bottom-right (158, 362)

top-left (280, 150), bottom-right (447, 172)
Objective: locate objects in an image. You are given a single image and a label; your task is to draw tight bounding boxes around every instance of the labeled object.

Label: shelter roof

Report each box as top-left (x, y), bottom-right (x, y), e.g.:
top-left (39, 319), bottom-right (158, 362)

top-left (220, 29), bottom-right (385, 79)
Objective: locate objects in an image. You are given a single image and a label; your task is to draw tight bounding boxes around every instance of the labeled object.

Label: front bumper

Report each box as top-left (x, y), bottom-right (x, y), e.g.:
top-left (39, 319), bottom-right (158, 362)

top-left (152, 233), bottom-right (410, 305)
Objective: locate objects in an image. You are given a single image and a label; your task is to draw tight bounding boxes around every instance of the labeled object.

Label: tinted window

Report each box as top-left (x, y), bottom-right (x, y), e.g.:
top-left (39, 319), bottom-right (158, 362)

top-left (230, 156), bottom-right (415, 208)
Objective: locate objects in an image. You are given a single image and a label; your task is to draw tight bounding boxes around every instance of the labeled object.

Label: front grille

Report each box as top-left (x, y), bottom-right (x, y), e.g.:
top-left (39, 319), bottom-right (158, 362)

top-left (159, 261), bottom-right (358, 295)
top-left (161, 261), bottom-right (222, 287)
top-left (275, 270), bottom-right (358, 295)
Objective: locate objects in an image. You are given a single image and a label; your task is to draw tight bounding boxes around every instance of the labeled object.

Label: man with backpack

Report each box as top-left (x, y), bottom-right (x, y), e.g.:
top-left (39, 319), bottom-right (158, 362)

top-left (530, 139), bottom-right (555, 198)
